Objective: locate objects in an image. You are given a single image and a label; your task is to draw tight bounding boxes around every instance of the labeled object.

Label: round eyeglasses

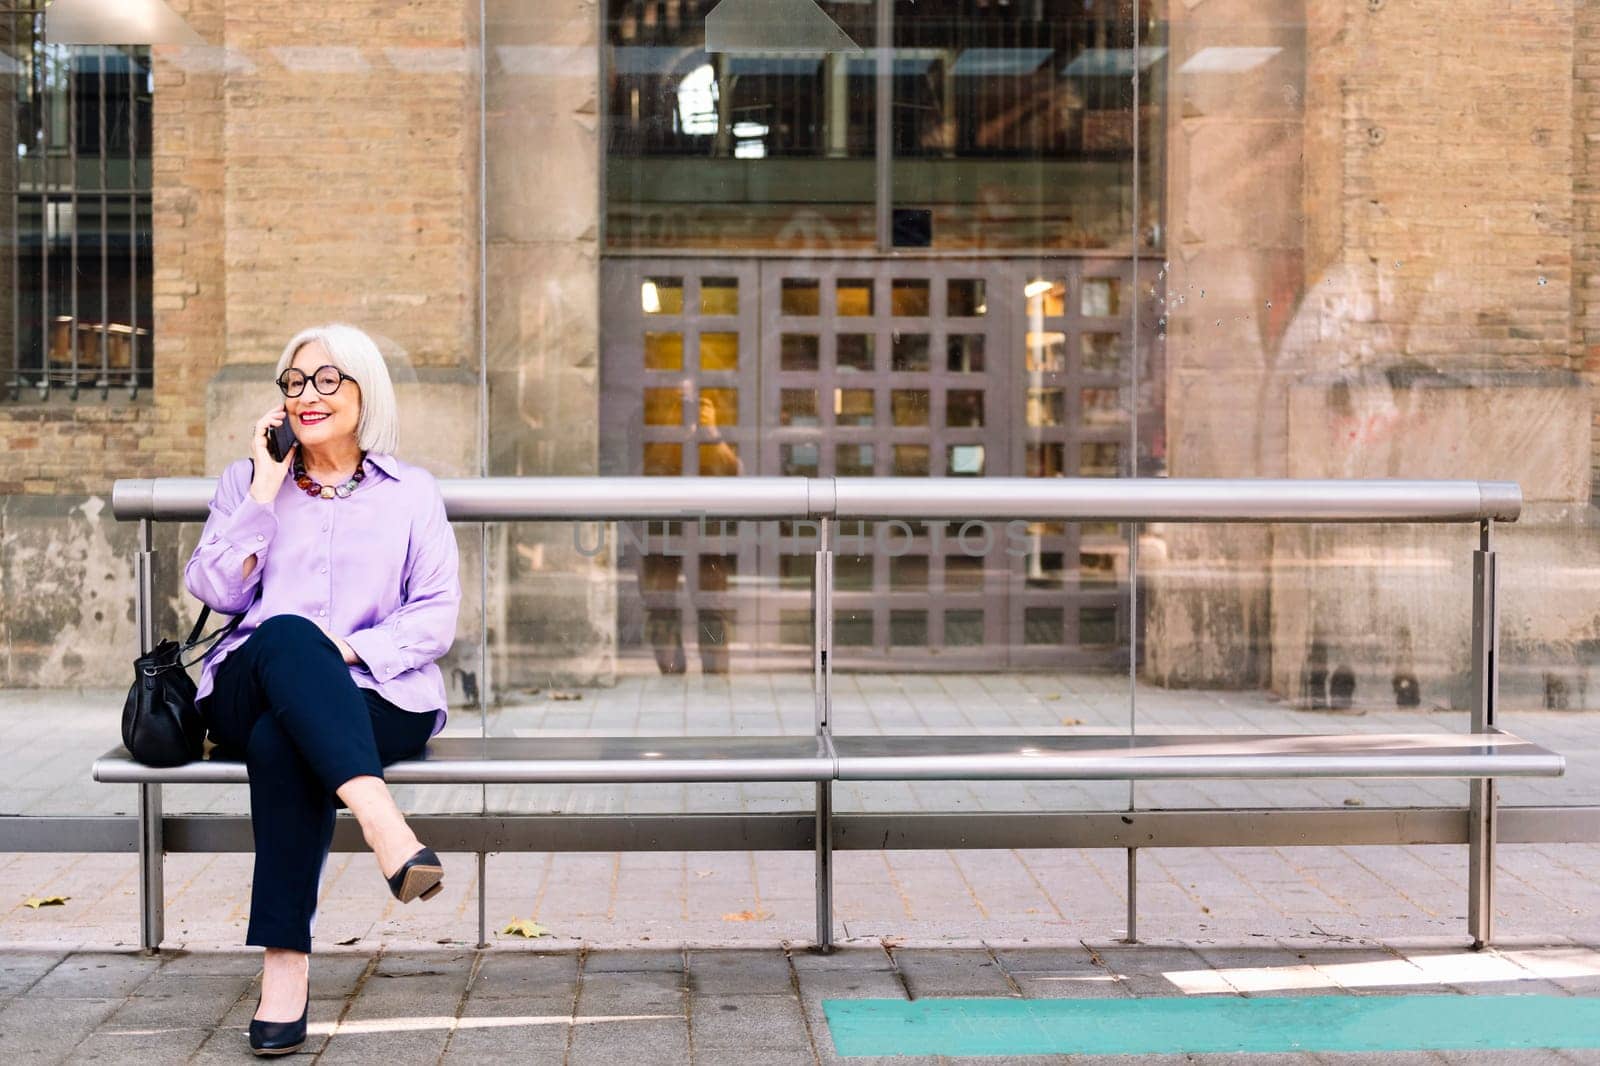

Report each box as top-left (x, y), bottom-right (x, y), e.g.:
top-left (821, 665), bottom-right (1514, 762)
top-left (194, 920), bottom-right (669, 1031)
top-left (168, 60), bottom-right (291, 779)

top-left (277, 365), bottom-right (356, 398)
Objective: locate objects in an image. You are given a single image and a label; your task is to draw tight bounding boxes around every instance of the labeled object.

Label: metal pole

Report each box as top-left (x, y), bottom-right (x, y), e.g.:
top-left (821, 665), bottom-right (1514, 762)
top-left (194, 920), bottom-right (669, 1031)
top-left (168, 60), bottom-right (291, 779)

top-left (66, 40), bottom-right (77, 399)
top-left (127, 42), bottom-right (138, 398)
top-left (814, 516), bottom-right (834, 951)
top-left (1467, 519), bottom-right (1498, 949)
top-left (135, 518), bottom-right (164, 953)
top-left (477, 850), bottom-right (488, 949)
top-left (873, 0), bottom-right (892, 252)
top-left (96, 44), bottom-right (108, 396)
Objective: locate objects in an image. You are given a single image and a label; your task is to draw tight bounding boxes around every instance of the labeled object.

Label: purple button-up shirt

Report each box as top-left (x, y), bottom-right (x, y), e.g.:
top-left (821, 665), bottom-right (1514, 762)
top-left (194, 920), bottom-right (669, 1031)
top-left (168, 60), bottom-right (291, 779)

top-left (184, 452), bottom-right (461, 735)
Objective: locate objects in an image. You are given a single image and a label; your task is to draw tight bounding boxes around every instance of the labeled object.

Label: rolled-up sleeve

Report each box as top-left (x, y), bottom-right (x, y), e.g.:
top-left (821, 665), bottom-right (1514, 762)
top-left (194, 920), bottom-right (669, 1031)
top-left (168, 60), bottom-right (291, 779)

top-left (344, 482), bottom-right (461, 684)
top-left (184, 461), bottom-right (276, 615)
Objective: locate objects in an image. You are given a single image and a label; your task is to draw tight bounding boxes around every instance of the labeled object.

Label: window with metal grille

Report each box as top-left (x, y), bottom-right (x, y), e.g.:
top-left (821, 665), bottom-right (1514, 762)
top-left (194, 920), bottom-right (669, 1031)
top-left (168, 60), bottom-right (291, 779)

top-left (2, 3), bottom-right (153, 402)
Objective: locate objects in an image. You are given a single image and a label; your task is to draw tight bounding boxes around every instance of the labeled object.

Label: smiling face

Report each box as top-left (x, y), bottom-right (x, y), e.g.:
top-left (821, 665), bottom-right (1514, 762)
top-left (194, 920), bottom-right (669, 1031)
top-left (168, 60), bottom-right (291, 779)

top-left (286, 340), bottom-right (362, 451)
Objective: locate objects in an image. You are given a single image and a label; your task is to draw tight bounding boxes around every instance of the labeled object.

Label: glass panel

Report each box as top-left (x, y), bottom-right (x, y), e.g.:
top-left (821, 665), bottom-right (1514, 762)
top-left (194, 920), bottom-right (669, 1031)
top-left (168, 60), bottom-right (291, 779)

top-left (699, 386), bottom-right (738, 426)
top-left (1026, 551), bottom-right (1066, 588)
top-left (780, 333), bottom-right (820, 371)
top-left (642, 276), bottom-right (683, 313)
top-left (890, 279), bottom-right (930, 316)
top-left (1080, 276), bottom-right (1121, 318)
top-left (837, 278), bottom-right (874, 316)
top-left (890, 609), bottom-right (928, 647)
top-left (1025, 330), bottom-right (1066, 372)
top-left (947, 334), bottom-right (985, 372)
top-left (1027, 387), bottom-right (1065, 427)
top-left (835, 610), bottom-right (874, 646)
top-left (836, 442), bottom-right (875, 476)
top-left (890, 554), bottom-right (929, 590)
top-left (642, 441), bottom-right (682, 475)
top-left (1079, 441), bottom-right (1120, 477)
top-left (781, 441), bottom-right (819, 476)
top-left (836, 333), bottom-right (874, 372)
top-left (698, 441), bottom-right (740, 475)
top-left (944, 554), bottom-right (986, 591)
top-left (944, 609), bottom-right (984, 646)
top-left (700, 276), bottom-right (738, 314)
top-left (947, 279), bottom-right (986, 316)
top-left (643, 386), bottom-right (683, 425)
top-left (890, 388), bottom-right (929, 426)
top-left (945, 389), bottom-right (984, 427)
top-left (835, 387), bottom-right (875, 426)
top-left (893, 443), bottom-right (930, 476)
top-left (891, 333), bottom-right (930, 371)
top-left (1025, 278), bottom-right (1067, 317)
top-left (1023, 606), bottom-right (1065, 645)
top-left (643, 331), bottom-right (684, 369)
top-left (946, 443), bottom-right (985, 476)
top-left (699, 331), bottom-right (739, 370)
top-left (1027, 442), bottom-right (1066, 478)
top-left (781, 388), bottom-right (819, 426)
top-left (835, 554), bottom-right (873, 591)
top-left (1081, 332), bottom-right (1123, 374)
top-left (1080, 387), bottom-right (1125, 425)
top-left (782, 277), bottom-right (820, 316)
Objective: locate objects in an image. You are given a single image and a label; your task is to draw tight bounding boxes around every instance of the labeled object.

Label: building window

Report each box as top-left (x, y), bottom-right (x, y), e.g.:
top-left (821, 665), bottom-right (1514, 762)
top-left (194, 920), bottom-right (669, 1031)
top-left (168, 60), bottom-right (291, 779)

top-left (3, 3), bottom-right (154, 402)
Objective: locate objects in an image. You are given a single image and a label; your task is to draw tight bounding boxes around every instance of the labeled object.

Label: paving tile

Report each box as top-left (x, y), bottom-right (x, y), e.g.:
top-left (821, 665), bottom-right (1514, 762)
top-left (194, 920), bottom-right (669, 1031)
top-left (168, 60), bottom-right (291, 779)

top-left (568, 1016), bottom-right (690, 1061)
top-left (891, 948), bottom-right (1017, 999)
top-left (25, 951), bottom-right (158, 998)
top-left (583, 948), bottom-right (686, 973)
top-left (689, 992), bottom-right (810, 1049)
top-left (0, 995), bottom-right (120, 1064)
top-left (686, 948), bottom-right (795, 995)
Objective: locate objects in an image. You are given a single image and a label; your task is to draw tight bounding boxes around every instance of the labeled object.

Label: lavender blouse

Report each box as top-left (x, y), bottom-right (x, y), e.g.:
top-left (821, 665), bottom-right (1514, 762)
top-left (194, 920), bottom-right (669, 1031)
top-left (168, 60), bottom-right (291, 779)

top-left (183, 452), bottom-right (461, 736)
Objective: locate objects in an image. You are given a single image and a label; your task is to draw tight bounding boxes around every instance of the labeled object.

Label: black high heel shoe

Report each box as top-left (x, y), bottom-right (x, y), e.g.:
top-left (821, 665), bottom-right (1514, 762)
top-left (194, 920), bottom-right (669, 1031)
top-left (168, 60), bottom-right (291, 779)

top-left (249, 996), bottom-right (308, 1056)
top-left (386, 845), bottom-right (444, 903)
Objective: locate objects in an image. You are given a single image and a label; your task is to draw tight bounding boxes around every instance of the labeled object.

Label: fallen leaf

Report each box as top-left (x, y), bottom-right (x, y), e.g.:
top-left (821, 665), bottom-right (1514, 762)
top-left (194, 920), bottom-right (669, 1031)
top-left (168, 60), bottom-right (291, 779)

top-left (549, 690), bottom-right (583, 701)
top-left (335, 936), bottom-right (361, 946)
top-left (1343, 797), bottom-right (1365, 807)
top-left (721, 909), bottom-right (772, 922)
top-left (23, 896), bottom-right (68, 909)
top-left (1042, 694), bottom-right (1061, 701)
top-left (501, 918), bottom-right (549, 938)
top-left (694, 870), bottom-right (713, 878)
top-left (1060, 717), bottom-right (1084, 726)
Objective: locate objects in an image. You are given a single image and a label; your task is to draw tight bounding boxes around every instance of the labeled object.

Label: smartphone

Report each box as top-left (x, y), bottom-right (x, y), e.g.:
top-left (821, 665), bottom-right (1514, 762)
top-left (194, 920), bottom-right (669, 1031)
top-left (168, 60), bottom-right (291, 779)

top-left (265, 419), bottom-right (298, 463)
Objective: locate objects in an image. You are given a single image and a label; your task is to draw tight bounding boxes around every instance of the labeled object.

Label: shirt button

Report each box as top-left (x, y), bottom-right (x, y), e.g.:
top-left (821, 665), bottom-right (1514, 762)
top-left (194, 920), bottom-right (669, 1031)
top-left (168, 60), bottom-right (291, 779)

top-left (317, 608), bottom-right (327, 617)
top-left (320, 566), bottom-right (328, 574)
top-left (321, 524), bottom-right (329, 533)
top-left (256, 534), bottom-right (264, 542)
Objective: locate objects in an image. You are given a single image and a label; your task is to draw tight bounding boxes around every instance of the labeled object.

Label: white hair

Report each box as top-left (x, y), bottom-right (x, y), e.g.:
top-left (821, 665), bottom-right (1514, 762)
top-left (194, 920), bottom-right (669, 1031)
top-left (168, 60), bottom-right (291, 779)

top-left (275, 323), bottom-right (400, 456)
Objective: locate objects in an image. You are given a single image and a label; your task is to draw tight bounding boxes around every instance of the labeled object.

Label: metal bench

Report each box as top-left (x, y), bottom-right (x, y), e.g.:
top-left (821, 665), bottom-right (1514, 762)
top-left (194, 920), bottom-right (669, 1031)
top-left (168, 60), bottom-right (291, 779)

top-left (94, 476), bottom-right (1564, 954)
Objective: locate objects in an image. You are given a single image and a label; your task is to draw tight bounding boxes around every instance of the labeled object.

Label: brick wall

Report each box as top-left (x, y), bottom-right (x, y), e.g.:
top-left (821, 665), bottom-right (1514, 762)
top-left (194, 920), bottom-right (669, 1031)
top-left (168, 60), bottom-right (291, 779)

top-left (1576, 0), bottom-right (1600, 498)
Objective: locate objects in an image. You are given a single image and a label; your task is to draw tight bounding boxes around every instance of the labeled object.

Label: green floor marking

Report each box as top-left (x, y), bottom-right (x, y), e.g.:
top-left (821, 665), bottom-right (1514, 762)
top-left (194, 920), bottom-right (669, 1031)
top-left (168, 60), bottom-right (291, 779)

top-left (822, 995), bottom-right (1600, 1057)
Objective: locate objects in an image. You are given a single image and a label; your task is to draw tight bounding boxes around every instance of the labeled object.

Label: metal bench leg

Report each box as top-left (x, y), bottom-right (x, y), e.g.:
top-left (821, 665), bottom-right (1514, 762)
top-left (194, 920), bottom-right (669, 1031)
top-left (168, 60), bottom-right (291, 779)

top-left (1467, 521), bottom-right (1498, 950)
top-left (139, 782), bottom-right (164, 954)
top-left (1123, 847), bottom-right (1139, 944)
top-left (816, 780), bottom-right (833, 952)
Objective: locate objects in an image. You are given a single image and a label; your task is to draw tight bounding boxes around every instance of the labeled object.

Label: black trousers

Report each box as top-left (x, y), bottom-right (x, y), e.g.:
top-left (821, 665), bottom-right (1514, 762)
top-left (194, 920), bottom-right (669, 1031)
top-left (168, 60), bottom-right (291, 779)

top-left (198, 614), bottom-right (436, 953)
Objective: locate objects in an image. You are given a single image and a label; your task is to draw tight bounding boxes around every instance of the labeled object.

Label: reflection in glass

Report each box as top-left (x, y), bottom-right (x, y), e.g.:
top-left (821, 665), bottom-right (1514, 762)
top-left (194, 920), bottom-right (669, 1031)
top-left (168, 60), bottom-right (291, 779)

top-left (700, 277), bottom-right (739, 314)
top-left (1080, 606), bottom-right (1116, 645)
top-left (1025, 331), bottom-right (1065, 372)
top-left (697, 438), bottom-right (739, 473)
top-left (946, 389), bottom-right (984, 427)
top-left (890, 609), bottom-right (928, 647)
top-left (891, 279), bottom-right (930, 316)
top-left (891, 333), bottom-right (930, 371)
top-left (890, 554), bottom-right (928, 589)
top-left (1025, 278), bottom-right (1066, 317)
top-left (947, 334), bottom-right (985, 372)
top-left (781, 388), bottom-right (819, 427)
top-left (891, 388), bottom-right (929, 426)
top-left (893, 443), bottom-right (930, 476)
top-left (781, 333), bottom-right (819, 371)
top-left (1027, 551), bottom-right (1065, 588)
top-left (644, 331), bottom-right (683, 370)
top-left (1080, 387), bottom-right (1125, 425)
top-left (837, 333), bottom-right (874, 372)
top-left (835, 609), bottom-right (873, 645)
top-left (835, 387), bottom-right (874, 426)
top-left (781, 442), bottom-right (818, 476)
top-left (1027, 441), bottom-right (1066, 478)
top-left (1080, 549), bottom-right (1118, 585)
top-left (837, 278), bottom-right (874, 316)
top-left (945, 555), bottom-right (985, 590)
top-left (699, 332), bottom-right (739, 370)
top-left (642, 441), bottom-right (682, 475)
top-left (1027, 387), bottom-right (1065, 427)
top-left (641, 277), bottom-right (683, 314)
top-left (836, 442), bottom-right (874, 476)
top-left (835, 554), bottom-right (872, 590)
top-left (643, 386), bottom-right (683, 425)
top-left (1081, 277), bottom-right (1121, 317)
top-left (1082, 332), bottom-right (1122, 373)
top-left (699, 553), bottom-right (736, 589)
top-left (947, 279), bottom-right (986, 316)
top-left (1024, 606), bottom-right (1064, 645)
top-left (782, 278), bottom-right (820, 315)
top-left (700, 386), bottom-right (738, 425)
top-left (944, 609), bottom-right (983, 646)
top-left (1080, 441), bottom-right (1121, 476)
top-left (947, 443), bottom-right (984, 476)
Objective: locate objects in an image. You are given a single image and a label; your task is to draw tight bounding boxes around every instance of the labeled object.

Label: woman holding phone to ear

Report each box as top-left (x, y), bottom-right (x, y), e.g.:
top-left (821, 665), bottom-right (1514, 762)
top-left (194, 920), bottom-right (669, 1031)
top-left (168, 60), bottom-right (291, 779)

top-left (183, 323), bottom-right (461, 1056)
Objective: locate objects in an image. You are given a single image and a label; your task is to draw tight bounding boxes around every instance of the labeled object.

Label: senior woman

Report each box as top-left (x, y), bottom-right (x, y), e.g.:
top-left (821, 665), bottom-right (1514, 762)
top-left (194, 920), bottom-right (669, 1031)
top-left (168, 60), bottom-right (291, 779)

top-left (184, 323), bottom-right (460, 1055)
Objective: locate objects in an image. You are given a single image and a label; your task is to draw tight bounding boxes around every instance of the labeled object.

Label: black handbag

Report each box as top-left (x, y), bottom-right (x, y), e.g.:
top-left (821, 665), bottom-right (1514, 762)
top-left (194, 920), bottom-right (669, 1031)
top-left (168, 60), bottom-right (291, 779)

top-left (121, 607), bottom-right (244, 767)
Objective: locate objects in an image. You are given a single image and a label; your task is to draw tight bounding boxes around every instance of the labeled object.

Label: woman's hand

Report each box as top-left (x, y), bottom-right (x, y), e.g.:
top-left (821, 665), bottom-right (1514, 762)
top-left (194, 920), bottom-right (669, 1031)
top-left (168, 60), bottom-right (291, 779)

top-left (248, 406), bottom-right (295, 505)
top-left (316, 621), bottom-right (361, 665)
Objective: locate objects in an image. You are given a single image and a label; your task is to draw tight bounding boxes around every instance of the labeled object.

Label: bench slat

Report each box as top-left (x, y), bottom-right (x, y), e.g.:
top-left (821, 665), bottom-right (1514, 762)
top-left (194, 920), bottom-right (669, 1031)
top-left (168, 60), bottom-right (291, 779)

top-left (833, 732), bottom-right (1565, 780)
top-left (92, 731), bottom-right (1563, 785)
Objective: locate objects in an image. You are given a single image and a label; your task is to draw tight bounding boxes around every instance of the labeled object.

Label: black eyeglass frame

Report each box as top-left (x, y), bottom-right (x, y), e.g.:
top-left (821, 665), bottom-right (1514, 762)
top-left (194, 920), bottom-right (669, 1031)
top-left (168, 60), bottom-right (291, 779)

top-left (276, 365), bottom-right (357, 398)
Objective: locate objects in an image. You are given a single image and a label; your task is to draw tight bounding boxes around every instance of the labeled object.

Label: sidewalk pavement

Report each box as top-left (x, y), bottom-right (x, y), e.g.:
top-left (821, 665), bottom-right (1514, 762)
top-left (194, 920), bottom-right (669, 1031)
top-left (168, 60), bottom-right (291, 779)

top-left (2, 675), bottom-right (1598, 1061)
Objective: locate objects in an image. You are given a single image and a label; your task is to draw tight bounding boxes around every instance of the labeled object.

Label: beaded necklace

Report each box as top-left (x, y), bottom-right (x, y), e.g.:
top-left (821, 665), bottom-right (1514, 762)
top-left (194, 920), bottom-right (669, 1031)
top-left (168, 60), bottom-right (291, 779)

top-left (293, 452), bottom-right (367, 500)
